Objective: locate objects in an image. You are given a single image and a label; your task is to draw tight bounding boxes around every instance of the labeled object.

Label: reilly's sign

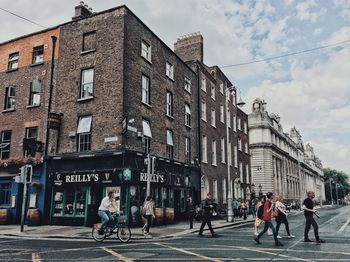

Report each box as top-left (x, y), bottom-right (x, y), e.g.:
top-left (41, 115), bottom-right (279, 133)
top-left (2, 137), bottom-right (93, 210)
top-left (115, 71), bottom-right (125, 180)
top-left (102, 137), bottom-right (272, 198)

top-left (53, 172), bottom-right (114, 186)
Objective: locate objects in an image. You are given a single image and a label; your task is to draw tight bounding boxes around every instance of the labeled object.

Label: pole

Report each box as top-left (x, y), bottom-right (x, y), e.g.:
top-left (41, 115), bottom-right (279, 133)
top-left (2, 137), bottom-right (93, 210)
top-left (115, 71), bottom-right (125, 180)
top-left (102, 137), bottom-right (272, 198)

top-left (20, 180), bottom-right (28, 232)
top-left (335, 182), bottom-right (339, 205)
top-left (298, 160), bottom-right (303, 210)
top-left (146, 154), bottom-right (151, 197)
top-left (225, 87), bottom-right (233, 222)
top-left (329, 179), bottom-right (333, 206)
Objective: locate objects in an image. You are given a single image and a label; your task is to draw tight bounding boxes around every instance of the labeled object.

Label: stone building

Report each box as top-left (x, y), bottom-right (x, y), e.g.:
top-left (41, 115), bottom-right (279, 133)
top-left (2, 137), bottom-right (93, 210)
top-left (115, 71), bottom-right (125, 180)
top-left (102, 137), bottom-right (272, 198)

top-left (249, 98), bottom-right (325, 203)
top-left (46, 4), bottom-right (200, 226)
top-left (0, 27), bottom-right (60, 222)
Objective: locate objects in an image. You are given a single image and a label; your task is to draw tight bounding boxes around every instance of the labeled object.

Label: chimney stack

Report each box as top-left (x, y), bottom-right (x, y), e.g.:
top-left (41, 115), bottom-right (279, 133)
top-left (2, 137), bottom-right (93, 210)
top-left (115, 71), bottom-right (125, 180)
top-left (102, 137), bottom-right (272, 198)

top-left (72, 1), bottom-right (93, 20)
top-left (174, 32), bottom-right (203, 63)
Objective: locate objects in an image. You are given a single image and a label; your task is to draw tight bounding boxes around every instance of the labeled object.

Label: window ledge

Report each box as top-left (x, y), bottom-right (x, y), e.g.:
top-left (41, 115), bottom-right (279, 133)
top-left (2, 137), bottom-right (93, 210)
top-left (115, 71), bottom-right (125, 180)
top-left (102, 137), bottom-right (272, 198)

top-left (212, 163), bottom-right (217, 167)
top-left (80, 49), bottom-right (96, 55)
top-left (30, 62), bottom-right (44, 67)
top-left (202, 161), bottom-right (208, 164)
top-left (185, 124), bottom-right (191, 129)
top-left (2, 108), bottom-right (15, 113)
top-left (201, 89), bottom-right (207, 93)
top-left (211, 125), bottom-right (216, 128)
top-left (141, 56), bottom-right (152, 65)
top-left (142, 102), bottom-right (152, 108)
top-left (166, 75), bottom-right (174, 82)
top-left (166, 115), bottom-right (174, 120)
top-left (184, 89), bottom-right (191, 95)
top-left (77, 96), bottom-right (94, 102)
top-left (201, 118), bottom-right (207, 122)
top-left (26, 104), bottom-right (40, 109)
top-left (6, 68), bottom-right (18, 73)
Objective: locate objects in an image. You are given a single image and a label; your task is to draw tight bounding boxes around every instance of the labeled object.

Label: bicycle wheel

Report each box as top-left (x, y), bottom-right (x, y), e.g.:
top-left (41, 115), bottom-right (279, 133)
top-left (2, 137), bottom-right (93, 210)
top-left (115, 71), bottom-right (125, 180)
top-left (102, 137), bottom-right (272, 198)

top-left (117, 223), bottom-right (131, 243)
top-left (92, 224), bottom-right (106, 242)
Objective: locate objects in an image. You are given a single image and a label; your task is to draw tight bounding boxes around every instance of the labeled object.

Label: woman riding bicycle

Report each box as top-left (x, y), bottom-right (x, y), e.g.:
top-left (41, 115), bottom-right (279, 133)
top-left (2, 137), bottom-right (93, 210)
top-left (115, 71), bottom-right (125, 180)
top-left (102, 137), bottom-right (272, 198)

top-left (98, 189), bottom-right (118, 234)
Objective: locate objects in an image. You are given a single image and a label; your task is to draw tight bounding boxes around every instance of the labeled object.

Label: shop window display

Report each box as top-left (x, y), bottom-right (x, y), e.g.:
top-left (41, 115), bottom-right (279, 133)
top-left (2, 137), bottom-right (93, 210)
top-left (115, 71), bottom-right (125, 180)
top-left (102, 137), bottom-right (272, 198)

top-left (52, 187), bottom-right (87, 217)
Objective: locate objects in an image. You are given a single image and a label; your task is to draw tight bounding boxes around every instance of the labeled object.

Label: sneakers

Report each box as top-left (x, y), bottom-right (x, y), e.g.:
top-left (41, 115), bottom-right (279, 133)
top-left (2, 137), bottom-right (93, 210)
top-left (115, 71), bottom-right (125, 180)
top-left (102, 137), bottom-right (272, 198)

top-left (316, 239), bottom-right (326, 243)
top-left (304, 239), bottom-right (313, 242)
top-left (277, 235), bottom-right (282, 239)
top-left (254, 237), bottom-right (261, 244)
top-left (288, 235), bottom-right (295, 239)
top-left (254, 232), bottom-right (259, 236)
top-left (275, 241), bottom-right (284, 247)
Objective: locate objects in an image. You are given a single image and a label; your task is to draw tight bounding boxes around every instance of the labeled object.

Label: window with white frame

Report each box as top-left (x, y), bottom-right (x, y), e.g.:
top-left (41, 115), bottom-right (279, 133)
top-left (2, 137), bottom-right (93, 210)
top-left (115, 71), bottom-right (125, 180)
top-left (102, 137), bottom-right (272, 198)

top-left (166, 91), bottom-right (173, 117)
top-left (237, 117), bottom-right (241, 130)
top-left (142, 119), bottom-right (152, 153)
top-left (222, 178), bottom-right (227, 203)
top-left (4, 86), bottom-right (15, 110)
top-left (185, 137), bottom-right (191, 164)
top-left (221, 138), bottom-right (226, 163)
top-left (141, 74), bottom-right (150, 105)
top-left (244, 121), bottom-right (248, 134)
top-left (233, 116), bottom-right (237, 132)
top-left (32, 46), bottom-right (44, 64)
top-left (28, 80), bottom-right (41, 106)
top-left (201, 78), bottom-right (206, 92)
top-left (228, 141), bottom-right (232, 166)
top-left (234, 145), bottom-right (238, 167)
top-left (166, 62), bottom-right (174, 80)
top-left (246, 164), bottom-right (250, 184)
top-left (141, 40), bottom-right (151, 61)
top-left (220, 104), bottom-right (224, 123)
top-left (24, 127), bottom-right (38, 157)
top-left (232, 91), bottom-right (236, 106)
top-left (8, 52), bottom-right (19, 70)
top-left (0, 130), bottom-right (11, 160)
top-left (238, 138), bottom-right (242, 151)
top-left (80, 68), bottom-right (94, 99)
top-left (213, 180), bottom-right (218, 200)
top-left (166, 129), bottom-right (174, 159)
top-left (211, 85), bottom-right (215, 100)
top-left (185, 104), bottom-right (191, 126)
top-left (212, 140), bottom-right (217, 166)
top-left (239, 162), bottom-right (243, 181)
top-left (202, 135), bottom-right (207, 163)
top-left (184, 77), bottom-right (191, 93)
top-left (201, 101), bottom-right (207, 121)
top-left (220, 83), bottom-right (224, 94)
top-left (245, 142), bottom-right (249, 154)
top-left (211, 108), bottom-right (216, 127)
top-left (227, 110), bottom-right (231, 128)
top-left (77, 115), bottom-right (92, 152)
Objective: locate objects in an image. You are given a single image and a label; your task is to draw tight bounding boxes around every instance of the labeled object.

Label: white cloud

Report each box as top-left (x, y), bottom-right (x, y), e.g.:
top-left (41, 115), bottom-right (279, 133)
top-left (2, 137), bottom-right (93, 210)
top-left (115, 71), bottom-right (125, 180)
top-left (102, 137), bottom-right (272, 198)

top-left (333, 0), bottom-right (350, 17)
top-left (313, 28), bottom-right (323, 36)
top-left (296, 0), bottom-right (326, 22)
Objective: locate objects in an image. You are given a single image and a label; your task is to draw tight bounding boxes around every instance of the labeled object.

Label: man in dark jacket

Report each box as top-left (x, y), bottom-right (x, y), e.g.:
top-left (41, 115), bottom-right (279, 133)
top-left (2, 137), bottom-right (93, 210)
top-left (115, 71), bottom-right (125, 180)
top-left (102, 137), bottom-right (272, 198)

top-left (187, 195), bottom-right (195, 229)
top-left (198, 193), bottom-right (217, 237)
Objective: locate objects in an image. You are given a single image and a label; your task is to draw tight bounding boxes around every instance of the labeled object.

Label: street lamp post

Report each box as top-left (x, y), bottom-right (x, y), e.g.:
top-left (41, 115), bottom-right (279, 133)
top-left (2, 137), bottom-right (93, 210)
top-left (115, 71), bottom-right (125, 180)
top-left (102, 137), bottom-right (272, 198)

top-left (335, 182), bottom-right (339, 205)
top-left (329, 178), bottom-right (333, 206)
top-left (258, 184), bottom-right (263, 196)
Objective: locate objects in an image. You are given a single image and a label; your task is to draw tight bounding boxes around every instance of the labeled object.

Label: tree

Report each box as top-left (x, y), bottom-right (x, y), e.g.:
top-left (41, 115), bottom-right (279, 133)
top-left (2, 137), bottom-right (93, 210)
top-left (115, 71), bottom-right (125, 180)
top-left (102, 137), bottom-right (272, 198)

top-left (323, 168), bottom-right (350, 204)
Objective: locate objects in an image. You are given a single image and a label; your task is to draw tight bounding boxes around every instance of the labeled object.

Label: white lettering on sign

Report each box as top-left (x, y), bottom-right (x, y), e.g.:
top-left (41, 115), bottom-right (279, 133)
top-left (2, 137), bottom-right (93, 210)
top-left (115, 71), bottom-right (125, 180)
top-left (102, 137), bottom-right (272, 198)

top-left (65, 174), bottom-right (99, 183)
top-left (140, 173), bottom-right (164, 183)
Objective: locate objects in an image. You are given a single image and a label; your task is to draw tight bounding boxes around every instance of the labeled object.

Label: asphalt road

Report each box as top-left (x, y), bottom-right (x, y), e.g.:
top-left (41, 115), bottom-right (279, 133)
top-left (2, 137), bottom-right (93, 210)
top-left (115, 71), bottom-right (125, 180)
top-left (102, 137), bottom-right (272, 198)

top-left (0, 205), bottom-right (349, 261)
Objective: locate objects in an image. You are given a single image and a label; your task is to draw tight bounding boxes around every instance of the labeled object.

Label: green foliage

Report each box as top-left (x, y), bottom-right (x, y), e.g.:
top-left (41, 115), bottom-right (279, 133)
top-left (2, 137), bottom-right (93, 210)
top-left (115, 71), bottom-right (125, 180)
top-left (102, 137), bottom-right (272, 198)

top-left (323, 168), bottom-right (350, 202)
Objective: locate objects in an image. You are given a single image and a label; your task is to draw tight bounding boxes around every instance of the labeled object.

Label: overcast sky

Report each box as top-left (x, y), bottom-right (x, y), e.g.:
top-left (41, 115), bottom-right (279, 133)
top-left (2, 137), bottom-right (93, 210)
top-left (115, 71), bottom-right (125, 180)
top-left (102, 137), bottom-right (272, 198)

top-left (1, 0), bottom-right (349, 174)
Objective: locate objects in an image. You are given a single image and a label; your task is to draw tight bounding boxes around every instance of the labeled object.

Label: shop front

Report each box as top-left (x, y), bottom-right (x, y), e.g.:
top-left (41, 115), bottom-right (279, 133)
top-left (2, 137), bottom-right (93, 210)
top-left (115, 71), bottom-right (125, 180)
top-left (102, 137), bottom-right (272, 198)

top-left (47, 150), bottom-right (200, 227)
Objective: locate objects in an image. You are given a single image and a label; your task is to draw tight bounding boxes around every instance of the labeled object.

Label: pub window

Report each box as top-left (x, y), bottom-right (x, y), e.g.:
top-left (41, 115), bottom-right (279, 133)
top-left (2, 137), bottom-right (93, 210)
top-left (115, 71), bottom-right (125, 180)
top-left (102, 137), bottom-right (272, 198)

top-left (77, 115), bottom-right (92, 152)
top-left (142, 119), bottom-right (152, 153)
top-left (52, 187), bottom-right (87, 217)
top-left (28, 80), bottom-right (41, 106)
top-left (82, 31), bottom-right (96, 52)
top-left (32, 45), bottom-right (44, 64)
top-left (24, 127), bottom-right (38, 157)
top-left (141, 40), bottom-right (151, 61)
top-left (185, 104), bottom-right (191, 127)
top-left (8, 52), bottom-right (19, 70)
top-left (4, 86), bottom-right (15, 110)
top-left (166, 129), bottom-right (174, 159)
top-left (0, 130), bottom-right (11, 160)
top-left (0, 183), bottom-right (12, 206)
top-left (141, 74), bottom-right (150, 105)
top-left (80, 68), bottom-right (94, 99)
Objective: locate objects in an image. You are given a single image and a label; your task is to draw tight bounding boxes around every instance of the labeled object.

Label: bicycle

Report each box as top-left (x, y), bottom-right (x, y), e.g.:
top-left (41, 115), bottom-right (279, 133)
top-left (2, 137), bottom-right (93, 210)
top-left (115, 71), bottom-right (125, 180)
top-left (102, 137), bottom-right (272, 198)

top-left (92, 213), bottom-right (131, 243)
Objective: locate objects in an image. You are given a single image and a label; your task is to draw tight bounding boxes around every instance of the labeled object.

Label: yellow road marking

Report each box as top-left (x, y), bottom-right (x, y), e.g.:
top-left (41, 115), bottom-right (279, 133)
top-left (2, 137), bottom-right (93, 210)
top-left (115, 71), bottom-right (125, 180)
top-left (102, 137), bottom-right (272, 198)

top-left (32, 252), bottom-right (41, 262)
top-left (154, 242), bottom-right (222, 262)
top-left (102, 247), bottom-right (133, 262)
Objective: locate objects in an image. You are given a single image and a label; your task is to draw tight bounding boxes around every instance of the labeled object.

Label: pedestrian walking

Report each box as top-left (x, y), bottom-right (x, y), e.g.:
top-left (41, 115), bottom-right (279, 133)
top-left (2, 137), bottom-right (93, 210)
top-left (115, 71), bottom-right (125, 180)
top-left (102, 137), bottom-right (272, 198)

top-left (232, 198), bottom-right (239, 218)
top-left (303, 191), bottom-right (325, 243)
top-left (275, 194), bottom-right (295, 239)
top-left (187, 195), bottom-right (195, 229)
top-left (254, 196), bottom-right (264, 236)
top-left (198, 193), bottom-right (217, 237)
top-left (254, 192), bottom-right (283, 246)
top-left (141, 196), bottom-right (155, 237)
top-left (241, 200), bottom-right (248, 220)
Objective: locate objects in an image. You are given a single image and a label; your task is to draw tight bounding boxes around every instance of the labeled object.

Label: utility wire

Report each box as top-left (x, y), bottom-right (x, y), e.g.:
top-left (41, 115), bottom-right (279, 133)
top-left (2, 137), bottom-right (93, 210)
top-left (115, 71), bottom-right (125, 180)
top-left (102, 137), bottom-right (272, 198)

top-left (0, 7), bottom-right (48, 29)
top-left (221, 39), bottom-right (350, 68)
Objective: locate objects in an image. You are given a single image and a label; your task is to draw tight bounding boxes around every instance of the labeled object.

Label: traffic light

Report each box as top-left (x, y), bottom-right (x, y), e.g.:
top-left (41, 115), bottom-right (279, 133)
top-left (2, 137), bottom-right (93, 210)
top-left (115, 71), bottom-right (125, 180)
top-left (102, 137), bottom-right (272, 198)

top-left (25, 165), bottom-right (33, 183)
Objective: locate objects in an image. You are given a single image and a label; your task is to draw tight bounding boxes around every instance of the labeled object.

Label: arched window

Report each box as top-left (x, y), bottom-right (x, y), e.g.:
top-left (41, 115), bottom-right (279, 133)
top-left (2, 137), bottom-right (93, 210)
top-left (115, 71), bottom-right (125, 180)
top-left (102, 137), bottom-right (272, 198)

top-left (201, 175), bottom-right (209, 200)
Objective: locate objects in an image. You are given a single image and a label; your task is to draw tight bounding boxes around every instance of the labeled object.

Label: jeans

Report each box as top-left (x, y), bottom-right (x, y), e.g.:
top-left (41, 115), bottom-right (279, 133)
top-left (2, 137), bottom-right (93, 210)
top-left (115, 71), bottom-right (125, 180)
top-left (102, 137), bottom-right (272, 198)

top-left (304, 215), bottom-right (319, 241)
top-left (276, 216), bottom-right (291, 236)
top-left (98, 210), bottom-right (113, 231)
top-left (143, 215), bottom-right (153, 233)
top-left (199, 217), bottom-right (215, 236)
top-left (257, 220), bottom-right (278, 244)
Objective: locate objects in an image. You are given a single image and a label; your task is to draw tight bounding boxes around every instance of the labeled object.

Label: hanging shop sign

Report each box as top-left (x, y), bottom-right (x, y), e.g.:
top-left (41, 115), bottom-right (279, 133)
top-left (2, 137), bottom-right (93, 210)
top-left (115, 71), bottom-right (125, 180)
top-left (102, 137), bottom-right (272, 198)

top-left (48, 112), bottom-right (62, 130)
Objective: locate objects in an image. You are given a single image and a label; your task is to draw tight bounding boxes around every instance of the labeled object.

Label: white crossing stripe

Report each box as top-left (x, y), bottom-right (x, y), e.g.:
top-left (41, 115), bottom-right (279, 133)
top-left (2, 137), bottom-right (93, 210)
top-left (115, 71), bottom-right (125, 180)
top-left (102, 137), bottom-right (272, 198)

top-left (102, 247), bottom-right (133, 262)
top-left (339, 218), bottom-right (350, 232)
top-left (154, 242), bottom-right (222, 262)
top-left (32, 252), bottom-right (41, 262)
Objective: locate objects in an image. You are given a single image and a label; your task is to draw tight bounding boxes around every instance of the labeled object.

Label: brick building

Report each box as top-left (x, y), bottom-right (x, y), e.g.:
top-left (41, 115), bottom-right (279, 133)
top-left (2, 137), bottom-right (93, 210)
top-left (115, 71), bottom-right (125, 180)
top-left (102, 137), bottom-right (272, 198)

top-left (46, 4), bottom-right (200, 226)
top-left (0, 27), bottom-right (60, 222)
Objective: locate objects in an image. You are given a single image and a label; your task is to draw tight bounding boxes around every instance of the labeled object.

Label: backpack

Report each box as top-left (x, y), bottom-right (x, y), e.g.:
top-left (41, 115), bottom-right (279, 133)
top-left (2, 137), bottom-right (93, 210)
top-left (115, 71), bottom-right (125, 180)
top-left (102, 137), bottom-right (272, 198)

top-left (257, 204), bottom-right (264, 219)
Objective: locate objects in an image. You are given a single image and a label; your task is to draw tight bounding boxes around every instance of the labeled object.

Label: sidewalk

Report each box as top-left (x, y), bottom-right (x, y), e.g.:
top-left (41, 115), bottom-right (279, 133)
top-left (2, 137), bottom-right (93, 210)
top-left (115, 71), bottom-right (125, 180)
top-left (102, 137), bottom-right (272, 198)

top-left (0, 216), bottom-right (255, 240)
